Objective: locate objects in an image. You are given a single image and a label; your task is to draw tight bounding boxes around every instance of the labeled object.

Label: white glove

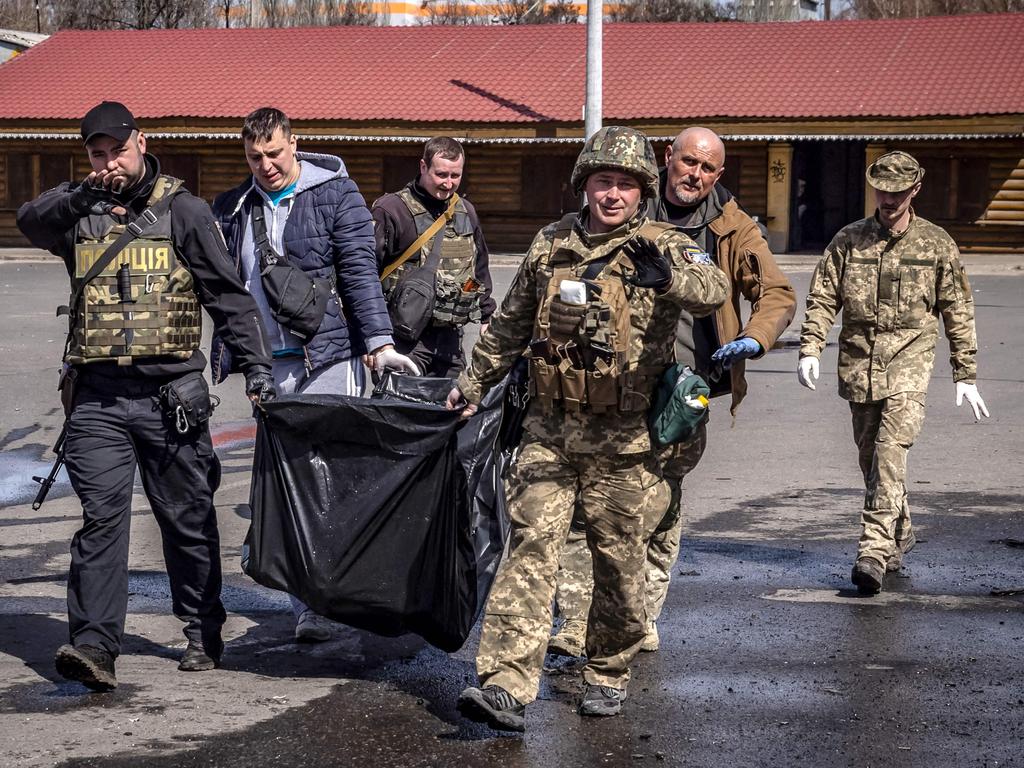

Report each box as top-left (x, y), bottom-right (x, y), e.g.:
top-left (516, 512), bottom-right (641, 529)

top-left (373, 346), bottom-right (421, 376)
top-left (955, 381), bottom-right (990, 421)
top-left (797, 356), bottom-right (819, 391)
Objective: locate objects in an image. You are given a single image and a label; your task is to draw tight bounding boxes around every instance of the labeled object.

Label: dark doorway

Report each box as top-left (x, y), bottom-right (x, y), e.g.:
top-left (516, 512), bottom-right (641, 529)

top-left (789, 141), bottom-right (865, 252)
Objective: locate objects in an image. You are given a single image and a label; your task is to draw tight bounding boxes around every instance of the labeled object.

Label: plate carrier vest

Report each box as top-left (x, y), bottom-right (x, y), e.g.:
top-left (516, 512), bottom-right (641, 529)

top-left (67, 175), bottom-right (201, 365)
top-left (383, 187), bottom-right (484, 327)
top-left (528, 215), bottom-right (674, 414)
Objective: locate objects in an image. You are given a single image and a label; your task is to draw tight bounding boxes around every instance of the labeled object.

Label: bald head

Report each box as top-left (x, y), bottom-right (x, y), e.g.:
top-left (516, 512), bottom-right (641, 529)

top-left (664, 126), bottom-right (726, 207)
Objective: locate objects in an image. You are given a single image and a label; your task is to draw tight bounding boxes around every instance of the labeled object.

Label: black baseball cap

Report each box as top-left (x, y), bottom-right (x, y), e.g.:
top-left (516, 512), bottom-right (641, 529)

top-left (80, 101), bottom-right (138, 145)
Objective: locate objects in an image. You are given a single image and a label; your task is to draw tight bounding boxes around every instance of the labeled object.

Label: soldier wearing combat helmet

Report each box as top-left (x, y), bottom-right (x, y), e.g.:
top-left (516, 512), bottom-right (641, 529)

top-left (797, 149), bottom-right (990, 595)
top-left (447, 126), bottom-right (729, 731)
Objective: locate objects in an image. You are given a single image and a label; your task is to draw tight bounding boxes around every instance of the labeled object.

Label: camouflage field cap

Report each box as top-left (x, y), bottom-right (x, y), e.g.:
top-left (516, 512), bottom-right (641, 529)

top-left (571, 126), bottom-right (659, 198)
top-left (866, 151), bottom-right (925, 192)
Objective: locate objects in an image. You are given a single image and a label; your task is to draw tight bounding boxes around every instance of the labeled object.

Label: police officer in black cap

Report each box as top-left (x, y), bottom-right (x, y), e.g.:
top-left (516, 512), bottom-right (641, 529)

top-left (17, 101), bottom-right (276, 691)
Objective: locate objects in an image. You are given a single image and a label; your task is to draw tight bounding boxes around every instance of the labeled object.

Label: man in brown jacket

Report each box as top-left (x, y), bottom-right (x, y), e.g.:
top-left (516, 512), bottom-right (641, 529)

top-left (549, 126), bottom-right (797, 657)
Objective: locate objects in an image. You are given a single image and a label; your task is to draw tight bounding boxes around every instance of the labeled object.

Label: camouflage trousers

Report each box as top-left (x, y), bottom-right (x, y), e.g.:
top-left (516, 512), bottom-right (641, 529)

top-left (554, 423), bottom-right (708, 630)
top-left (849, 392), bottom-right (927, 566)
top-left (475, 439), bottom-right (670, 704)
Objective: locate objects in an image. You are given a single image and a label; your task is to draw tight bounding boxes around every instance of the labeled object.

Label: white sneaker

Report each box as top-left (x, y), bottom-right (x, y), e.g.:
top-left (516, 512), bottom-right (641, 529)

top-left (294, 609), bottom-right (332, 643)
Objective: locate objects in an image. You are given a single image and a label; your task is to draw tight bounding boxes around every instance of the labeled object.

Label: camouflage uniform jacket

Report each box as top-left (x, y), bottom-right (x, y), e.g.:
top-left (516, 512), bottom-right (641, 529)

top-left (799, 212), bottom-right (977, 403)
top-left (457, 214), bottom-right (730, 454)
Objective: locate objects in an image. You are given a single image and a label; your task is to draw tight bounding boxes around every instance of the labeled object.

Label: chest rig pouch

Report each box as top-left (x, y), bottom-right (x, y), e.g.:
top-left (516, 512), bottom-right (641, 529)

top-left (67, 176), bottom-right (201, 366)
top-left (383, 190), bottom-right (485, 338)
top-left (527, 217), bottom-right (674, 415)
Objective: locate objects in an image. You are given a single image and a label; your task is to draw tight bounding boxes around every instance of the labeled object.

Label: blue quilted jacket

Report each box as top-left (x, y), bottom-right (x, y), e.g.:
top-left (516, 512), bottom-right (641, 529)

top-left (210, 152), bottom-right (393, 383)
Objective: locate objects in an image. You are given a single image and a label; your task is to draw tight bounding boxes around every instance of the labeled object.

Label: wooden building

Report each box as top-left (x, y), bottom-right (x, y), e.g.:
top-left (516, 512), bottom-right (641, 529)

top-left (1, 16), bottom-right (1022, 253)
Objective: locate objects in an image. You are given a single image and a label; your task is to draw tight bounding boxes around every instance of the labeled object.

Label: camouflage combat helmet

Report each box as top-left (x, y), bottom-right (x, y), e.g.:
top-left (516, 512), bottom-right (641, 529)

top-left (571, 126), bottom-right (659, 198)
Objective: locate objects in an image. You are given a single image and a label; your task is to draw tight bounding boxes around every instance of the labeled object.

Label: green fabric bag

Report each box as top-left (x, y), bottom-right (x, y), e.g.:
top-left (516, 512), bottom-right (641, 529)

top-left (649, 365), bottom-right (711, 447)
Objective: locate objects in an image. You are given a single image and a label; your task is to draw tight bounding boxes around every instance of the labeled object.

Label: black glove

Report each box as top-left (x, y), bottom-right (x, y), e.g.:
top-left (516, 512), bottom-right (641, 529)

top-left (622, 236), bottom-right (673, 292)
top-left (245, 369), bottom-right (277, 406)
top-left (68, 182), bottom-right (116, 217)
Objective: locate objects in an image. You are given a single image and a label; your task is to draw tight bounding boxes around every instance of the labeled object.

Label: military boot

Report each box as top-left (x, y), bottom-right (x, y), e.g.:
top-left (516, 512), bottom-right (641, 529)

top-left (457, 685), bottom-right (526, 732)
top-left (178, 640), bottom-right (222, 672)
top-left (887, 529), bottom-right (918, 572)
top-left (851, 557), bottom-right (885, 595)
top-left (547, 619), bottom-right (587, 658)
top-left (579, 683), bottom-right (627, 717)
top-left (55, 644), bottom-right (117, 692)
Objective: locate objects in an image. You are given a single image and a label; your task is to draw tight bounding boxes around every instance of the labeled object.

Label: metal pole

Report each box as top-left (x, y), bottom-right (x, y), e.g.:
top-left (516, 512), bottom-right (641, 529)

top-left (584, 0), bottom-right (602, 139)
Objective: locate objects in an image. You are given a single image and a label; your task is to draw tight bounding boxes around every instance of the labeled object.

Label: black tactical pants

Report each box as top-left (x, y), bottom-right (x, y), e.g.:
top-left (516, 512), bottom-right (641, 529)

top-left (395, 324), bottom-right (466, 379)
top-left (63, 370), bottom-right (225, 656)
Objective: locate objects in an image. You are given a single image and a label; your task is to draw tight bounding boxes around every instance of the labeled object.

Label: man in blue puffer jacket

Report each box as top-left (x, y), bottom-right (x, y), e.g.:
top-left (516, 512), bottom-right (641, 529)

top-left (212, 106), bottom-right (418, 642)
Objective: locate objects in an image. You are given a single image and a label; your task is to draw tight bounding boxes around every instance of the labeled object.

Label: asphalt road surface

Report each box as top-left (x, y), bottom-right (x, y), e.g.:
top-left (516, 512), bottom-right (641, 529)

top-left (1, 255), bottom-right (1021, 768)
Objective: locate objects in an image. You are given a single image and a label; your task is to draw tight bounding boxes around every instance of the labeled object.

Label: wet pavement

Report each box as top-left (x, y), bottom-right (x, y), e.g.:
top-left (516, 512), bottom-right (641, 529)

top-left (1, 257), bottom-right (1022, 767)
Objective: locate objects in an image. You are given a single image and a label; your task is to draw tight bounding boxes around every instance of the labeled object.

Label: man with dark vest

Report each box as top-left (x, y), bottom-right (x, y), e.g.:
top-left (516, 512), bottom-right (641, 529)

top-left (17, 101), bottom-right (275, 692)
top-left (372, 137), bottom-right (495, 377)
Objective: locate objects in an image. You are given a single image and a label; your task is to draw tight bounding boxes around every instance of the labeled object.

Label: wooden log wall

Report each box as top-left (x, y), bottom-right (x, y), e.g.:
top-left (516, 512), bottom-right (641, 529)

top-left (2, 137), bottom-right (1021, 253)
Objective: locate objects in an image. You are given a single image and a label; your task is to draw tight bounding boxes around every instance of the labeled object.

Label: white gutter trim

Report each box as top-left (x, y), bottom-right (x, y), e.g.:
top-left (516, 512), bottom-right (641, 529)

top-left (0, 131), bottom-right (1019, 143)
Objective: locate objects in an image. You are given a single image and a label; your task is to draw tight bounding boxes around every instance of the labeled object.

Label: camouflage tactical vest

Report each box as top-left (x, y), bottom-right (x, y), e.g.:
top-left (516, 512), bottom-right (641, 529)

top-left (384, 188), bottom-right (484, 327)
top-left (67, 175), bottom-right (201, 366)
top-left (528, 215), bottom-right (674, 414)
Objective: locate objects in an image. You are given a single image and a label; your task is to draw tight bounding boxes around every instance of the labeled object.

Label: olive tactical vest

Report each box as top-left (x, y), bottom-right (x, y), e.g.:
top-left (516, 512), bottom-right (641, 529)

top-left (385, 188), bottom-right (483, 327)
top-left (67, 175), bottom-right (202, 365)
top-left (528, 215), bottom-right (674, 414)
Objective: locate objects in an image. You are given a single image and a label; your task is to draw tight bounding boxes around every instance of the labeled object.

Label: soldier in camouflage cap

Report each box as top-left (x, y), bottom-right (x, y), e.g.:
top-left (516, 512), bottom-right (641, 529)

top-left (447, 126), bottom-right (729, 731)
top-left (866, 150), bottom-right (925, 193)
top-left (16, 101), bottom-right (275, 691)
top-left (797, 149), bottom-right (990, 596)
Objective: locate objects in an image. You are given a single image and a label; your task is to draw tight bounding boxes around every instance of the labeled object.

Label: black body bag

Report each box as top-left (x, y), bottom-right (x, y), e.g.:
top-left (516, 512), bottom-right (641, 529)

top-left (251, 202), bottom-right (330, 345)
top-left (243, 376), bottom-right (518, 652)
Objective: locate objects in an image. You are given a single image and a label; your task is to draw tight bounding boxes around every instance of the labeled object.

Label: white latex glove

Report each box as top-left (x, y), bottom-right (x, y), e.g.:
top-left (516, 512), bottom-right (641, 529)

top-left (445, 386), bottom-right (477, 421)
top-left (797, 356), bottom-right (819, 390)
top-left (373, 346), bottom-right (421, 376)
top-left (955, 381), bottom-right (990, 421)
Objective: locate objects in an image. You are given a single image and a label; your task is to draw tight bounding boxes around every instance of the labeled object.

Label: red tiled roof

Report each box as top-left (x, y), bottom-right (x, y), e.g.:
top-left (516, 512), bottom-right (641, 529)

top-left (0, 14), bottom-right (1022, 124)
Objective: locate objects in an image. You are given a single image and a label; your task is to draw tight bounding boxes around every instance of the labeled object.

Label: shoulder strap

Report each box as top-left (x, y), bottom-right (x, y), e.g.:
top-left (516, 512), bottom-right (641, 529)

top-left (589, 222), bottom-right (671, 282)
top-left (65, 186), bottom-right (181, 318)
top-left (636, 219), bottom-right (676, 242)
top-left (380, 193), bottom-right (460, 282)
top-left (249, 198), bottom-right (281, 269)
top-left (549, 213), bottom-right (577, 256)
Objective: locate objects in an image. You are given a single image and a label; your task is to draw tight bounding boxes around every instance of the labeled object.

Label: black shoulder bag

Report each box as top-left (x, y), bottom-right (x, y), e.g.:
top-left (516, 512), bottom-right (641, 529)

top-left (383, 194), bottom-right (460, 344)
top-left (250, 200), bottom-right (332, 345)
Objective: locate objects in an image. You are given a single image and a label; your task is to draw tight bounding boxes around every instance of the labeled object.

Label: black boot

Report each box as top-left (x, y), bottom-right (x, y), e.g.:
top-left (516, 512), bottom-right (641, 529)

top-left (852, 557), bottom-right (885, 595)
top-left (178, 640), bottom-right (222, 672)
top-left (55, 644), bottom-right (117, 691)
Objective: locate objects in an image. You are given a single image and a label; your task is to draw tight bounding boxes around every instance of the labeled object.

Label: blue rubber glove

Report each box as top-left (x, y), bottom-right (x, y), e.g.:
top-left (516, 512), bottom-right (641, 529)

top-left (711, 337), bottom-right (762, 369)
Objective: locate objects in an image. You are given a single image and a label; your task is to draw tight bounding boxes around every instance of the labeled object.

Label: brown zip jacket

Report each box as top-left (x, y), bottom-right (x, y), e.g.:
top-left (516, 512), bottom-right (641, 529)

top-left (703, 196), bottom-right (796, 416)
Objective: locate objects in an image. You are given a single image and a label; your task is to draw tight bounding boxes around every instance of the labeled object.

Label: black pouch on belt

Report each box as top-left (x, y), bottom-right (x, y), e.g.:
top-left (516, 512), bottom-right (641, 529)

top-left (160, 371), bottom-right (219, 434)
